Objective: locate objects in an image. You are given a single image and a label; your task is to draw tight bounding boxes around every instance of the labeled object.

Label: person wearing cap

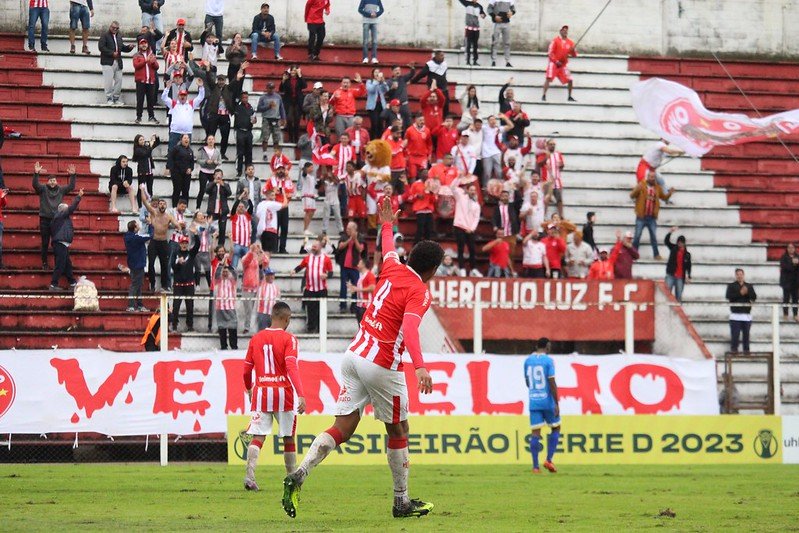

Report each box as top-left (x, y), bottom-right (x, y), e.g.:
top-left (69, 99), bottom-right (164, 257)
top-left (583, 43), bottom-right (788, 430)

top-left (631, 169), bottom-right (674, 259)
top-left (99, 21), bottom-right (135, 105)
top-left (488, 0), bottom-right (515, 67)
top-left (280, 65), bottom-right (308, 143)
top-left (240, 242), bottom-right (269, 332)
top-left (251, 2), bottom-right (283, 61)
top-left (257, 82), bottom-right (286, 158)
top-left (68, 0), bottom-right (94, 56)
top-left (305, 0), bottom-right (331, 61)
top-left (165, 18), bottom-right (193, 62)
top-left (664, 226), bottom-right (692, 303)
top-left (588, 249), bottom-right (614, 280)
top-left (255, 265), bottom-right (280, 330)
top-left (542, 25), bottom-right (577, 102)
top-left (170, 226), bottom-right (201, 332)
top-left (451, 129), bottom-right (477, 178)
top-left (303, 81), bottom-right (325, 117)
top-left (379, 98), bottom-right (403, 136)
top-left (133, 38), bottom-right (160, 124)
top-left (162, 77), bottom-right (205, 152)
top-left (139, 0), bottom-right (165, 53)
top-left (611, 230), bottom-right (639, 279)
top-left (521, 230), bottom-right (549, 278)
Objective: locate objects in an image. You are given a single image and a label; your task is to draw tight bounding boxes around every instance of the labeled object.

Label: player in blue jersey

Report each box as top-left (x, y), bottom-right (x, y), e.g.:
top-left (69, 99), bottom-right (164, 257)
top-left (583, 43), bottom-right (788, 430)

top-left (523, 337), bottom-right (560, 473)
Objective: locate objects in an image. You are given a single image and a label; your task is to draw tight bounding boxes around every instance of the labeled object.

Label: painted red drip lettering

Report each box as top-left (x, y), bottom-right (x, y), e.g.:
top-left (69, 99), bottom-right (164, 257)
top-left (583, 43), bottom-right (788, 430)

top-left (610, 364), bottom-right (684, 414)
top-left (467, 361), bottom-right (524, 414)
top-left (404, 361), bottom-right (456, 414)
top-left (193, 419), bottom-right (202, 432)
top-left (559, 364), bottom-right (602, 414)
top-left (125, 392), bottom-right (133, 404)
top-left (71, 413), bottom-right (79, 423)
top-left (152, 360), bottom-right (212, 419)
top-left (299, 361), bottom-right (341, 414)
top-left (50, 358), bottom-right (141, 419)
top-left (221, 358), bottom-right (248, 414)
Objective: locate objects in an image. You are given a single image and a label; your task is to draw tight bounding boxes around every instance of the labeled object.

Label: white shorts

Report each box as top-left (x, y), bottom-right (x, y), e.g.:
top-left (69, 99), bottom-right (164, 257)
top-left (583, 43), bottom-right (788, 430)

top-left (302, 196), bottom-right (317, 212)
top-left (246, 410), bottom-right (296, 438)
top-left (335, 351), bottom-right (408, 424)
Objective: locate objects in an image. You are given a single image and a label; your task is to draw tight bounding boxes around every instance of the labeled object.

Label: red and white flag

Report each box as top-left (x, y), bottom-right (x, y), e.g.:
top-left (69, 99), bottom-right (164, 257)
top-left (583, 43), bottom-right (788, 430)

top-left (307, 122), bottom-right (338, 166)
top-left (631, 78), bottom-right (799, 156)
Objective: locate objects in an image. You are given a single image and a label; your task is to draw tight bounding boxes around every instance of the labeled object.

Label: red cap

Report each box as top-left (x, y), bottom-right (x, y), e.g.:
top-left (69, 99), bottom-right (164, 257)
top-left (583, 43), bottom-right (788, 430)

top-left (178, 89), bottom-right (188, 96)
top-left (179, 235), bottom-right (190, 243)
top-left (561, 25), bottom-right (569, 30)
top-left (390, 98), bottom-right (400, 107)
top-left (177, 18), bottom-right (186, 25)
top-left (138, 38), bottom-right (148, 45)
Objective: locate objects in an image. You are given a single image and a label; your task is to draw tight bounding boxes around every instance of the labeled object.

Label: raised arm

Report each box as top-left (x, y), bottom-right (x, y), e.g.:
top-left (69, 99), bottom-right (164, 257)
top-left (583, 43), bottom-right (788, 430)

top-left (377, 196), bottom-right (399, 258)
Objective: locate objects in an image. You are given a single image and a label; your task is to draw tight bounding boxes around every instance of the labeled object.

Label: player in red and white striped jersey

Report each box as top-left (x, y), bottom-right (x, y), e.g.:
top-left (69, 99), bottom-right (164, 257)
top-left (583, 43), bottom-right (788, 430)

top-left (332, 133), bottom-right (357, 180)
top-left (283, 198), bottom-right (444, 520)
top-left (544, 139), bottom-right (565, 218)
top-left (256, 268), bottom-right (281, 330)
top-left (243, 301), bottom-right (306, 492)
top-left (346, 258), bottom-right (376, 324)
top-left (293, 239), bottom-right (334, 333)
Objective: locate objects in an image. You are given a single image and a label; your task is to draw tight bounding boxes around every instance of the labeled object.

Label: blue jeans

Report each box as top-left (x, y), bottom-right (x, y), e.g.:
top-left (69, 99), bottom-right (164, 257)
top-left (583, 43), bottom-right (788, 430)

top-left (28, 7), bottom-right (49, 48)
top-left (168, 131), bottom-right (183, 153)
top-left (232, 243), bottom-right (248, 269)
top-left (340, 266), bottom-right (360, 310)
top-left (204, 14), bottom-right (223, 42)
top-left (141, 13), bottom-right (164, 51)
top-left (250, 32), bottom-right (282, 57)
top-left (665, 274), bottom-right (685, 302)
top-left (633, 216), bottom-right (659, 256)
top-left (362, 23), bottom-right (378, 59)
top-left (69, 3), bottom-right (90, 30)
top-left (487, 264), bottom-right (510, 278)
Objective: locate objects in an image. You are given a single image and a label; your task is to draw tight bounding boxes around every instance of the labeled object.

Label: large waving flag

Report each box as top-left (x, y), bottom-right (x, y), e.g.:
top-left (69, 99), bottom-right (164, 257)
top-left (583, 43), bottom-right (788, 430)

top-left (631, 78), bottom-right (799, 156)
top-left (307, 121), bottom-right (337, 166)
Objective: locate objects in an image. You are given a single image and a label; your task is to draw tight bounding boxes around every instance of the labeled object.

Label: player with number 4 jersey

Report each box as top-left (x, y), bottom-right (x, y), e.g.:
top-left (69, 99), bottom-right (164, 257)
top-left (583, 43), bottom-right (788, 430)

top-left (524, 337), bottom-right (561, 474)
top-left (282, 197), bottom-right (444, 520)
top-left (242, 301), bottom-right (306, 492)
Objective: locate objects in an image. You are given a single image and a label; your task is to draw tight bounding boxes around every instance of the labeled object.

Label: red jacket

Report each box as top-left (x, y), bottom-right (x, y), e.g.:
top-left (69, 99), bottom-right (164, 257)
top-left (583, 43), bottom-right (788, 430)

top-left (404, 179), bottom-right (436, 213)
top-left (541, 236), bottom-right (567, 270)
top-left (386, 137), bottom-right (407, 170)
top-left (548, 36), bottom-right (577, 65)
top-left (331, 84), bottom-right (366, 116)
top-left (421, 88), bottom-right (445, 132)
top-left (0, 193), bottom-right (6, 222)
top-left (434, 124), bottom-right (459, 161)
top-left (132, 51), bottom-right (159, 84)
top-left (404, 125), bottom-right (432, 159)
top-left (345, 126), bottom-right (370, 159)
top-left (305, 0), bottom-right (330, 24)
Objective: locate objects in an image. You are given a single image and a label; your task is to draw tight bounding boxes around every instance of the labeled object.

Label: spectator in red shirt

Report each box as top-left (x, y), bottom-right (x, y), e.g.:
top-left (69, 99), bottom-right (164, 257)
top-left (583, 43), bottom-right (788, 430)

top-left (588, 249), bottom-right (615, 280)
top-left (433, 116), bottom-right (459, 162)
top-left (429, 153), bottom-right (459, 187)
top-left (132, 38), bottom-right (160, 124)
top-left (305, 0), bottom-right (330, 61)
top-left (345, 116), bottom-right (371, 164)
top-left (404, 114), bottom-right (432, 180)
top-left (421, 81), bottom-right (446, 133)
top-left (542, 25), bottom-right (578, 102)
top-left (330, 73), bottom-right (366, 136)
top-left (611, 230), bottom-right (639, 279)
top-left (337, 221), bottom-right (365, 312)
top-left (386, 125), bottom-right (408, 191)
top-left (541, 224), bottom-right (567, 278)
top-left (404, 172), bottom-right (437, 242)
top-left (483, 229), bottom-right (512, 278)
top-left (293, 237), bottom-right (334, 332)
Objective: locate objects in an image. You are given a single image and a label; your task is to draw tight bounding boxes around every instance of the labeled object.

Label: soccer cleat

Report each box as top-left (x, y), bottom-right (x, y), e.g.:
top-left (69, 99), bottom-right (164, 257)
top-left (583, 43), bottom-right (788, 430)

top-left (393, 498), bottom-right (434, 518)
top-left (543, 460), bottom-right (557, 473)
top-left (244, 479), bottom-right (260, 491)
top-left (282, 475), bottom-right (301, 518)
top-left (532, 468), bottom-right (541, 474)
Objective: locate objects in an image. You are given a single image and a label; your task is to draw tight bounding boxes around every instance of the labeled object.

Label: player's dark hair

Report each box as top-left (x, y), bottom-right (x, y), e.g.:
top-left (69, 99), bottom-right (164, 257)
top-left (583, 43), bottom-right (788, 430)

top-left (127, 220), bottom-right (137, 232)
top-left (408, 240), bottom-right (444, 276)
top-left (536, 337), bottom-right (550, 350)
top-left (271, 300), bottom-right (292, 320)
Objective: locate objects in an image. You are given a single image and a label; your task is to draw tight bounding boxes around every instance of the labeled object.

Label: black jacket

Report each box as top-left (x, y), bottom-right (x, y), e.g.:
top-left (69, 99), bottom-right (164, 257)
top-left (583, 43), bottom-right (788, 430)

top-left (386, 68), bottom-right (415, 105)
top-left (33, 171), bottom-right (76, 218)
top-left (205, 84), bottom-right (235, 117)
top-left (109, 156), bottom-right (134, 190)
top-left (164, 29), bottom-right (193, 60)
top-left (51, 195), bottom-right (81, 244)
top-left (664, 232), bottom-right (692, 279)
top-left (491, 201), bottom-right (520, 235)
top-left (206, 181), bottom-right (232, 216)
top-left (252, 14), bottom-right (276, 35)
top-left (167, 143), bottom-right (194, 176)
top-left (582, 221), bottom-right (596, 252)
top-left (726, 281), bottom-right (757, 315)
top-left (139, 0), bottom-right (165, 15)
top-left (336, 232), bottom-right (366, 267)
top-left (132, 136), bottom-right (161, 176)
top-left (498, 82), bottom-right (513, 114)
top-left (280, 76), bottom-right (308, 108)
top-left (233, 100), bottom-right (255, 131)
top-left (98, 31), bottom-right (134, 67)
top-left (135, 29), bottom-right (164, 54)
top-left (171, 237), bottom-right (200, 284)
top-left (779, 252), bottom-right (799, 288)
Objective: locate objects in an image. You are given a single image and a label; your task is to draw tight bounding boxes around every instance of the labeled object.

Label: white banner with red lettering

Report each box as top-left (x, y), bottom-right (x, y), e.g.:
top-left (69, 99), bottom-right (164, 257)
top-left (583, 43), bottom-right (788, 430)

top-left (631, 78), bottom-right (799, 156)
top-left (0, 350), bottom-right (718, 435)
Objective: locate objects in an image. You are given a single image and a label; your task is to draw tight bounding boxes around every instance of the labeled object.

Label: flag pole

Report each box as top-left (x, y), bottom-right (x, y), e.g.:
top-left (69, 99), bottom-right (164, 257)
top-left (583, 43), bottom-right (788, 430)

top-left (574, 0), bottom-right (613, 49)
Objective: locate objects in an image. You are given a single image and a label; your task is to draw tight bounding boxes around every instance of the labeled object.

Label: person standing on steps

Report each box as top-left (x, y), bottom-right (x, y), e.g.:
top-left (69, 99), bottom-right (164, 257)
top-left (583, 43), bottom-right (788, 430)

top-left (630, 170), bottom-right (674, 260)
top-left (779, 243), bottom-right (799, 322)
top-left (542, 25), bottom-right (577, 102)
top-left (257, 82), bottom-right (286, 160)
top-left (132, 133), bottom-right (160, 205)
top-left (49, 188), bottom-right (84, 291)
top-left (28, 0), bottom-right (50, 52)
top-left (411, 51), bottom-right (450, 118)
top-left (233, 91), bottom-right (257, 178)
top-left (488, 0), bottom-right (515, 68)
top-left (358, 0), bottom-right (384, 63)
top-left (726, 268), bottom-right (757, 354)
top-left (124, 220), bottom-right (151, 312)
top-left (141, 191), bottom-right (181, 292)
top-left (458, 0), bottom-right (486, 67)
top-left (68, 0), bottom-right (93, 55)
top-left (170, 229), bottom-right (201, 332)
top-left (305, 0), bottom-right (331, 61)
top-left (166, 134), bottom-right (194, 206)
top-left (139, 0), bottom-right (165, 53)
top-left (205, 0), bottom-right (226, 50)
top-left (33, 162), bottom-right (76, 270)
top-left (196, 134), bottom-right (221, 210)
top-left (206, 169), bottom-right (232, 247)
top-left (162, 77), bottom-right (205, 152)
top-left (99, 21), bottom-right (135, 106)
top-left (132, 38), bottom-right (160, 124)
top-left (664, 227), bottom-right (692, 303)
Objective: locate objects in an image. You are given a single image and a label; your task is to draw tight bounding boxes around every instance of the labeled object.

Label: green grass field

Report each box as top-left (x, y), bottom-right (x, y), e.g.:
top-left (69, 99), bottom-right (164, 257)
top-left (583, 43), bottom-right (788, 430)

top-left (1, 464), bottom-right (798, 531)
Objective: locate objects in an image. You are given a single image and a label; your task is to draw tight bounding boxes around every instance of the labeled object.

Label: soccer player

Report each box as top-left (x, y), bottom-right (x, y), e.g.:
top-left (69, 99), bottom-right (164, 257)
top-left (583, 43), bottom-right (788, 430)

top-left (282, 197), bottom-right (444, 519)
top-left (524, 337), bottom-right (561, 473)
top-left (243, 301), bottom-right (307, 492)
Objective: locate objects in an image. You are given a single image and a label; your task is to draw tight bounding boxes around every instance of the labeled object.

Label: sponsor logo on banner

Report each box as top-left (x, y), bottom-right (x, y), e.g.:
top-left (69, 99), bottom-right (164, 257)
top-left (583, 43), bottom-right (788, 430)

top-left (753, 429), bottom-right (779, 459)
top-left (0, 365), bottom-right (15, 419)
top-left (227, 415), bottom-right (782, 466)
top-left (782, 416), bottom-right (799, 464)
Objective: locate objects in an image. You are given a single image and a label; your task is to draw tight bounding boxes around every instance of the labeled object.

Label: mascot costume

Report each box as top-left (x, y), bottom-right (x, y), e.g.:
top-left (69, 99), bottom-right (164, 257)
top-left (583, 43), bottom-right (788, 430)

top-left (362, 139), bottom-right (393, 229)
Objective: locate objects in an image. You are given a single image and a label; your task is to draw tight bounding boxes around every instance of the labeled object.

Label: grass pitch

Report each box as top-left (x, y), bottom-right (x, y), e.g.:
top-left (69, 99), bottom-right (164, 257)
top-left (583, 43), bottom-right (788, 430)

top-left (1, 464), bottom-right (798, 531)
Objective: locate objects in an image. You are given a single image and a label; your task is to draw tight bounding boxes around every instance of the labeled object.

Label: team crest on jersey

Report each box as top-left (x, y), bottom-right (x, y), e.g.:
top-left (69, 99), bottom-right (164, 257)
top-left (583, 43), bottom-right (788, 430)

top-left (338, 387), bottom-right (351, 403)
top-left (0, 365), bottom-right (16, 420)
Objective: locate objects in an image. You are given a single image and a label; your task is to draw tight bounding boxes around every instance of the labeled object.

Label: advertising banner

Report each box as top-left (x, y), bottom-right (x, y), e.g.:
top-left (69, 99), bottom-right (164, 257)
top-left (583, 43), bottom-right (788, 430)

top-left (429, 278), bottom-right (655, 341)
top-left (783, 416), bottom-right (799, 464)
top-left (0, 351), bottom-right (717, 436)
top-left (227, 415), bottom-right (782, 466)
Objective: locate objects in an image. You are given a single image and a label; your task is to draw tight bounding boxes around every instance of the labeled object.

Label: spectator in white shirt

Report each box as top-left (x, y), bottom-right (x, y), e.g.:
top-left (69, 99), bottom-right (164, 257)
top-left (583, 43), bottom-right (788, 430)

top-left (204, 0), bottom-right (225, 50)
top-left (566, 231), bottom-right (593, 279)
top-left (162, 77), bottom-right (205, 151)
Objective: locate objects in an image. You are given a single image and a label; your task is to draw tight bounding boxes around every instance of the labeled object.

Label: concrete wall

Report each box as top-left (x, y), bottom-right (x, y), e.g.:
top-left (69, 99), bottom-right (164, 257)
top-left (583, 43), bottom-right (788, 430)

top-left (9, 0), bottom-right (799, 57)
